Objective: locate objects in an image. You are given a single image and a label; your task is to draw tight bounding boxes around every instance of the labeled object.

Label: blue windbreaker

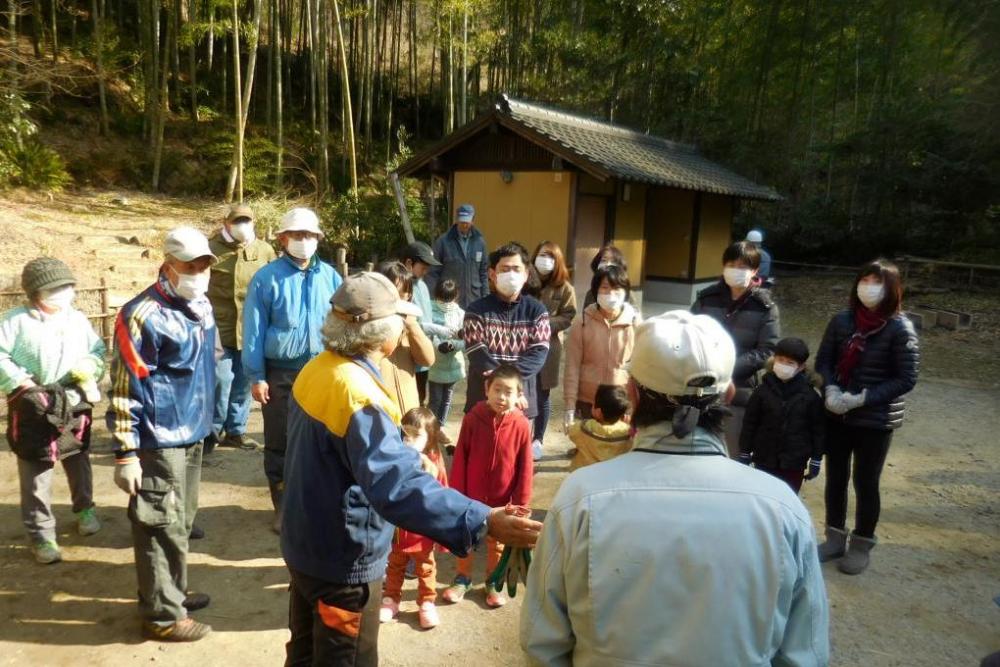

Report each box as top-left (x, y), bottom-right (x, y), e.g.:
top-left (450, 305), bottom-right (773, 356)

top-left (106, 271), bottom-right (216, 458)
top-left (242, 254), bottom-right (342, 384)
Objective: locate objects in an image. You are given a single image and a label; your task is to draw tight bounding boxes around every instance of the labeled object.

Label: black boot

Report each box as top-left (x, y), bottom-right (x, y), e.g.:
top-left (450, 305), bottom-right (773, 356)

top-left (269, 482), bottom-right (284, 535)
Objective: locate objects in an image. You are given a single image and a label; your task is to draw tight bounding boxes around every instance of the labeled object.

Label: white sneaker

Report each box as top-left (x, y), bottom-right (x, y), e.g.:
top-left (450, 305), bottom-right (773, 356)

top-left (378, 597), bottom-right (398, 623)
top-left (531, 439), bottom-right (543, 461)
top-left (418, 601), bottom-right (440, 629)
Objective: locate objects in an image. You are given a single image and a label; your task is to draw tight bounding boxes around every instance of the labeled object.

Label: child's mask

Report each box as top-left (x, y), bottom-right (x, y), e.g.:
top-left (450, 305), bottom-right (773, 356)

top-left (773, 361), bottom-right (800, 382)
top-left (402, 425), bottom-right (427, 452)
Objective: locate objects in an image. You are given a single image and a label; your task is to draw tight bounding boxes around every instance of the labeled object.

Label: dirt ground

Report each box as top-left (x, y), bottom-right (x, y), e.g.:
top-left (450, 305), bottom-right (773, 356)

top-left (0, 189), bottom-right (998, 666)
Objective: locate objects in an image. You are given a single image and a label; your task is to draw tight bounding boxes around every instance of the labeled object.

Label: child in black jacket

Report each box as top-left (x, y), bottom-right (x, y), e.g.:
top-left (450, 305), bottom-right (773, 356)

top-left (739, 337), bottom-right (825, 493)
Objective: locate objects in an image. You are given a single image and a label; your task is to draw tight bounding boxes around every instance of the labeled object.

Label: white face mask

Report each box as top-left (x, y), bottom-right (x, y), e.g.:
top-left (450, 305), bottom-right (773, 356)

top-left (534, 255), bottom-right (555, 275)
top-left (39, 285), bottom-right (75, 311)
top-left (857, 283), bottom-right (885, 309)
top-left (597, 289), bottom-right (625, 313)
top-left (403, 433), bottom-right (427, 452)
top-left (773, 361), bottom-right (800, 382)
top-left (287, 237), bottom-right (318, 261)
top-left (495, 270), bottom-right (526, 297)
top-left (173, 269), bottom-right (210, 301)
top-left (229, 222), bottom-right (255, 244)
top-left (723, 267), bottom-right (753, 289)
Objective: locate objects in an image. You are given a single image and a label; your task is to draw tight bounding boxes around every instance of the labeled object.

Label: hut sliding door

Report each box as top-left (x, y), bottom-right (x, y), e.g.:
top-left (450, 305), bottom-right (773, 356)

top-left (572, 195), bottom-right (607, 303)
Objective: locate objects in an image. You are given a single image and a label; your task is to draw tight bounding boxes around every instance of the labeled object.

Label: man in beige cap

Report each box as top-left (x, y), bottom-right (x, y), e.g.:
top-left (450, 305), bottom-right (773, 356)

top-left (206, 203), bottom-right (276, 453)
top-left (242, 207), bottom-right (342, 533)
top-left (282, 271), bottom-right (542, 666)
top-left (106, 226), bottom-right (219, 642)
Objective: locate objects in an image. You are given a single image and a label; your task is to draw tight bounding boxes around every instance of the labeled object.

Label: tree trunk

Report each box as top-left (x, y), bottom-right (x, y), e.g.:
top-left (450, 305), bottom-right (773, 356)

top-left (49, 0), bottom-right (58, 61)
top-left (92, 0), bottom-right (110, 135)
top-left (226, 0), bottom-right (264, 202)
top-left (317, 0), bottom-right (329, 194)
top-left (152, 1), bottom-right (174, 190)
top-left (273, 0), bottom-right (283, 186)
top-left (188, 0), bottom-right (198, 120)
top-left (460, 2), bottom-right (467, 126)
top-left (31, 0), bottom-right (42, 58)
top-left (445, 9), bottom-right (453, 134)
top-left (332, 0), bottom-right (357, 197)
top-left (228, 0), bottom-right (244, 202)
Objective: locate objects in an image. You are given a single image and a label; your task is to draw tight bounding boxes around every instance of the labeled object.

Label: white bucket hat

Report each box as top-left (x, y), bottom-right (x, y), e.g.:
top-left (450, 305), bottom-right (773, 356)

top-left (627, 310), bottom-right (735, 397)
top-left (278, 207), bottom-right (323, 236)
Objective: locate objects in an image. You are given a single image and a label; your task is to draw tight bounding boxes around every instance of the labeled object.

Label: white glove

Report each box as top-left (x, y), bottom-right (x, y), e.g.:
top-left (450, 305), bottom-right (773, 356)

top-left (114, 458), bottom-right (142, 495)
top-left (563, 410), bottom-right (577, 434)
top-left (841, 389), bottom-right (867, 411)
top-left (824, 386), bottom-right (849, 415)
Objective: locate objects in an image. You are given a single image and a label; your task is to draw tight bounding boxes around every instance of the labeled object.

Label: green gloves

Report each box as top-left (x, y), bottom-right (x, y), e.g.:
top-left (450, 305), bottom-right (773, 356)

top-left (487, 545), bottom-right (532, 598)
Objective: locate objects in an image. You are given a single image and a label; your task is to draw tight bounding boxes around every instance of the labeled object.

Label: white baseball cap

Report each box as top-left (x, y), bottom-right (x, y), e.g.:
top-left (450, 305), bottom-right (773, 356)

top-left (745, 229), bottom-right (763, 243)
top-left (278, 207), bottom-right (323, 236)
top-left (163, 227), bottom-right (217, 264)
top-left (627, 311), bottom-right (735, 397)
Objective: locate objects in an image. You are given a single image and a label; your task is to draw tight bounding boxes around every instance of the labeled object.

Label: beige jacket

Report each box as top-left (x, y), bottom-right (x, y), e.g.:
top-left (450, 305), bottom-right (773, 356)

top-left (537, 281), bottom-right (577, 391)
top-left (568, 418), bottom-right (632, 471)
top-left (378, 323), bottom-right (435, 415)
top-left (563, 302), bottom-right (639, 407)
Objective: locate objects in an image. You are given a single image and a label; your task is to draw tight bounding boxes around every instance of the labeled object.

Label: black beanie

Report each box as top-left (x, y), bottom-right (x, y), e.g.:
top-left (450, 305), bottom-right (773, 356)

top-left (775, 337), bottom-right (809, 364)
top-left (21, 257), bottom-right (76, 297)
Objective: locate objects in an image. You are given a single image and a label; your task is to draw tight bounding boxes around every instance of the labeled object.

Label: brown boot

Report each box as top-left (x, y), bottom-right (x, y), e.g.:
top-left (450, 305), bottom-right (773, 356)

top-left (142, 617), bottom-right (212, 642)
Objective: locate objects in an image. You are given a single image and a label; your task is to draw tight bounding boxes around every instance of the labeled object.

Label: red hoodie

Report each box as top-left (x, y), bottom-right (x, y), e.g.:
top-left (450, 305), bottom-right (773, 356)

top-left (451, 401), bottom-right (533, 507)
top-left (394, 449), bottom-right (449, 553)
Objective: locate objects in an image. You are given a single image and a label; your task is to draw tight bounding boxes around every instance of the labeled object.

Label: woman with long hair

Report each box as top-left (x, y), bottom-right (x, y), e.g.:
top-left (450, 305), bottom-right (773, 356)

top-left (815, 258), bottom-right (919, 575)
top-left (581, 245), bottom-right (628, 309)
top-left (530, 241), bottom-right (577, 459)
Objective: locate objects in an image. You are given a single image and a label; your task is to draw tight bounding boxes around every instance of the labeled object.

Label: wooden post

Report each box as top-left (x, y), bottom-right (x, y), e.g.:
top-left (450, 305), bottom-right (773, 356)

top-left (99, 277), bottom-right (112, 347)
top-left (389, 171), bottom-right (416, 244)
top-left (335, 246), bottom-right (348, 279)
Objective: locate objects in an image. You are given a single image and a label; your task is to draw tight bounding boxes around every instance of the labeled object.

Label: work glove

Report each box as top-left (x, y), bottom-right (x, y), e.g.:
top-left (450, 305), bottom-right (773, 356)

top-left (114, 458), bottom-right (142, 495)
top-left (804, 458), bottom-right (822, 481)
top-left (738, 452), bottom-right (753, 466)
top-left (487, 545), bottom-right (532, 598)
top-left (841, 389), bottom-right (867, 412)
top-left (437, 340), bottom-right (455, 354)
top-left (824, 386), bottom-right (849, 415)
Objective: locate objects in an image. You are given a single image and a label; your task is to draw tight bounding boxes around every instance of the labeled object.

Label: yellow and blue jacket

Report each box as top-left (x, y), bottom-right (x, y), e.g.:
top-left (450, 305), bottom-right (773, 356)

top-left (281, 350), bottom-right (491, 584)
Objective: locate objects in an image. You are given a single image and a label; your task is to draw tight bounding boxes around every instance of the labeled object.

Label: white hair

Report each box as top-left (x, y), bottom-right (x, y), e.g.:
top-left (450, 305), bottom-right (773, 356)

top-left (322, 312), bottom-right (404, 357)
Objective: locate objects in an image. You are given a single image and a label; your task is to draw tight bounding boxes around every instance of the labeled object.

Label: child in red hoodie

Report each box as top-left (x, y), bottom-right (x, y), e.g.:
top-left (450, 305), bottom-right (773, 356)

top-left (443, 364), bottom-right (533, 608)
top-left (379, 407), bottom-right (449, 629)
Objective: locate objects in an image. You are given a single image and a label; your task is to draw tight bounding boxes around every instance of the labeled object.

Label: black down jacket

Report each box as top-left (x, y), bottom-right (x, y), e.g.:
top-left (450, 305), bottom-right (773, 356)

top-left (5, 383), bottom-right (93, 462)
top-left (739, 370), bottom-right (825, 470)
top-left (815, 310), bottom-right (920, 430)
top-left (691, 281), bottom-right (780, 390)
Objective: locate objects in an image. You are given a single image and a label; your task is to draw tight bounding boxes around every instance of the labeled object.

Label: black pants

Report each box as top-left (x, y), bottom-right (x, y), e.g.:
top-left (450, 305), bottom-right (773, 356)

top-left (286, 569), bottom-right (381, 667)
top-left (415, 370), bottom-right (428, 405)
top-left (262, 366), bottom-right (300, 487)
top-left (824, 419), bottom-right (894, 538)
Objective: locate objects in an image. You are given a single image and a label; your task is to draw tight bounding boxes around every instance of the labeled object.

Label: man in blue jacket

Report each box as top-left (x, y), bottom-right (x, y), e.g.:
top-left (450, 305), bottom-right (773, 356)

top-left (243, 207), bottom-right (342, 534)
top-left (107, 227), bottom-right (218, 642)
top-left (428, 203), bottom-right (489, 308)
top-left (282, 271), bottom-right (542, 666)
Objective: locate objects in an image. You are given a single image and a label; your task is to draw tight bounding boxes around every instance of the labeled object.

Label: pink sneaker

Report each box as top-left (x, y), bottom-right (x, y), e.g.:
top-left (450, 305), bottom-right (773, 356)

top-left (378, 597), bottom-right (399, 623)
top-left (485, 586), bottom-right (507, 608)
top-left (418, 601), bottom-right (440, 629)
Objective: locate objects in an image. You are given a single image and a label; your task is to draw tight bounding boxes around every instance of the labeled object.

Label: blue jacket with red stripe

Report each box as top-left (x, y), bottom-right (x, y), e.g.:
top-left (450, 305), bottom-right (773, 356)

top-left (106, 271), bottom-right (216, 459)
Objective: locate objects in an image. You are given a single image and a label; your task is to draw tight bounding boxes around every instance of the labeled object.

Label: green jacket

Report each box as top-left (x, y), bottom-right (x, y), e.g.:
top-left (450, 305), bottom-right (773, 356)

top-left (207, 232), bottom-right (277, 349)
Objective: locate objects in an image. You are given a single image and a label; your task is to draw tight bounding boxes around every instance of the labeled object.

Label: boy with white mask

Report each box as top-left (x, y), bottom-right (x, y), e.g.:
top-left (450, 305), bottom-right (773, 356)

top-left (206, 204), bottom-right (276, 456)
top-left (691, 240), bottom-right (781, 457)
top-left (107, 228), bottom-right (218, 641)
top-left (1, 257), bottom-right (106, 564)
top-left (462, 243), bottom-right (550, 423)
top-left (739, 337), bottom-right (826, 494)
top-left (242, 207), bottom-right (342, 534)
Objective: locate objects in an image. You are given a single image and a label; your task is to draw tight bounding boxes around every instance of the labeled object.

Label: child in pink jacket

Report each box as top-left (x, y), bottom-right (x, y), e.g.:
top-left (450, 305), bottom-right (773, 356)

top-left (563, 265), bottom-right (640, 423)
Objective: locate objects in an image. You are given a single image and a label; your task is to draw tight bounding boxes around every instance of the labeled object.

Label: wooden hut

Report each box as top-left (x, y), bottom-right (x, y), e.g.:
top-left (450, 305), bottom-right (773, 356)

top-left (394, 95), bottom-right (780, 307)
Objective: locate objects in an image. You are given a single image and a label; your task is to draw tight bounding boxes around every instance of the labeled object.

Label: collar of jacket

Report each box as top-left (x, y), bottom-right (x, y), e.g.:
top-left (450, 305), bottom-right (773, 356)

top-left (581, 418), bottom-right (631, 442)
top-left (280, 253), bottom-right (319, 273)
top-left (584, 301), bottom-right (637, 326)
top-left (471, 399), bottom-right (519, 427)
top-left (154, 269), bottom-right (212, 320)
top-left (701, 280), bottom-right (773, 308)
top-left (447, 224), bottom-right (482, 243)
top-left (631, 423), bottom-right (727, 456)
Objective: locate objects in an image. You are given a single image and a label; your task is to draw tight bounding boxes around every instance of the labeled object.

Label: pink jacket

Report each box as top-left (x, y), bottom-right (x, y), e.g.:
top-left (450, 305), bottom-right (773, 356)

top-left (563, 302), bottom-right (640, 406)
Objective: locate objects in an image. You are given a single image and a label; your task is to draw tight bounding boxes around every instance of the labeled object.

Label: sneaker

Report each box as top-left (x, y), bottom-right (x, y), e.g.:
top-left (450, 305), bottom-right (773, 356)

top-left (182, 592), bottom-right (211, 612)
top-left (378, 597), bottom-right (399, 623)
top-left (76, 507), bottom-right (101, 536)
top-left (189, 524), bottom-right (205, 540)
top-left (418, 601), bottom-right (440, 629)
top-left (485, 585), bottom-right (507, 608)
top-left (32, 540), bottom-right (62, 564)
top-left (531, 439), bottom-right (543, 461)
top-left (442, 575), bottom-right (472, 603)
top-left (221, 433), bottom-right (259, 450)
top-left (141, 617), bottom-right (212, 642)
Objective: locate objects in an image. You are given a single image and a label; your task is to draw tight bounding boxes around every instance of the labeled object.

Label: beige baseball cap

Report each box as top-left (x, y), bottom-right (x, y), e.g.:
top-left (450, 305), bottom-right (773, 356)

top-left (226, 204), bottom-right (255, 223)
top-left (627, 310), bottom-right (735, 397)
top-left (163, 227), bottom-right (218, 264)
top-left (331, 272), bottom-right (421, 323)
top-left (278, 207), bottom-right (323, 236)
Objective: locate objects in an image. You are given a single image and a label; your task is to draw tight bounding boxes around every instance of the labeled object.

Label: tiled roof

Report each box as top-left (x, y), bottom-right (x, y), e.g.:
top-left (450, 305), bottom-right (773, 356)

top-left (498, 95), bottom-right (781, 201)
